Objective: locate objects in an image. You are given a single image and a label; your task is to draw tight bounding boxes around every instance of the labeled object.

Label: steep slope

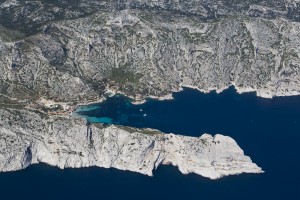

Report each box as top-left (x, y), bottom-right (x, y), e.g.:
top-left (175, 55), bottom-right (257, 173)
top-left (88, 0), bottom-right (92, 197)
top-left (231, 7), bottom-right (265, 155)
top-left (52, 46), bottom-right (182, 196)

top-left (1, 9), bottom-right (300, 109)
top-left (0, 108), bottom-right (263, 179)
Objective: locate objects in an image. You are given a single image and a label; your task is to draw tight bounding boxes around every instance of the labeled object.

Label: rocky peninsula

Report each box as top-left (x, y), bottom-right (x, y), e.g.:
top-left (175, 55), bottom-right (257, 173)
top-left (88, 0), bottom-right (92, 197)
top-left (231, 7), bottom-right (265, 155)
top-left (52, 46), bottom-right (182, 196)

top-left (0, 108), bottom-right (262, 179)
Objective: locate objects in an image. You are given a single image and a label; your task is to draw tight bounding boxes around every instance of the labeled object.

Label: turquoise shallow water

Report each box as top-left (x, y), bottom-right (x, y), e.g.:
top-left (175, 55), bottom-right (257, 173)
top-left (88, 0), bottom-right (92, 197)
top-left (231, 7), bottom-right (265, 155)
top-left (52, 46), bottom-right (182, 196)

top-left (75, 105), bottom-right (101, 112)
top-left (1, 86), bottom-right (300, 200)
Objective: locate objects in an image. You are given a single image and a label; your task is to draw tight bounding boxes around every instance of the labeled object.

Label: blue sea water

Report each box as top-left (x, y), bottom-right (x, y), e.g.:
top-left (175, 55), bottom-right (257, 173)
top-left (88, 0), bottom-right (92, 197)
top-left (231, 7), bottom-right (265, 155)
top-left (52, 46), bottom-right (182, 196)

top-left (1, 87), bottom-right (300, 200)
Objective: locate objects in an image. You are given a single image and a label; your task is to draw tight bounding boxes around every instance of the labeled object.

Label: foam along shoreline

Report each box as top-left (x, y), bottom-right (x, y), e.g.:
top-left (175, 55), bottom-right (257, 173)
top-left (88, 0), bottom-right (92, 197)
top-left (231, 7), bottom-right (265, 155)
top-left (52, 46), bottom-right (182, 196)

top-left (0, 108), bottom-right (263, 180)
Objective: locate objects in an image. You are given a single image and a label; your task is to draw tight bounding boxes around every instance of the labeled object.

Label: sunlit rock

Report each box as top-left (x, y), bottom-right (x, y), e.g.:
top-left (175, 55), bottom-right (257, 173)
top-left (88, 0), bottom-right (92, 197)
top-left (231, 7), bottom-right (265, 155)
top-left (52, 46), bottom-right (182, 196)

top-left (0, 108), bottom-right (263, 179)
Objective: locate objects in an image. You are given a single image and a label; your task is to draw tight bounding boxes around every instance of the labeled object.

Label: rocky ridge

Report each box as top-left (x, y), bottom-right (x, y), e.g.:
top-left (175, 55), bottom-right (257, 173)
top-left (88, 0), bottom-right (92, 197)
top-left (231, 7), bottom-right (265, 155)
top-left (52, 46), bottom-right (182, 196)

top-left (0, 2), bottom-right (300, 110)
top-left (0, 108), bottom-right (263, 179)
top-left (1, 0), bottom-right (295, 179)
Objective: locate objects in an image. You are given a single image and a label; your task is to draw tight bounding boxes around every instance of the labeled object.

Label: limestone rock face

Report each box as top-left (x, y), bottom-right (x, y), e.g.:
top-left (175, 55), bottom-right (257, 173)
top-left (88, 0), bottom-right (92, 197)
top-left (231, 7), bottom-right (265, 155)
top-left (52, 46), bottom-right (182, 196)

top-left (1, 4), bottom-right (300, 106)
top-left (0, 0), bottom-right (292, 180)
top-left (0, 108), bottom-right (262, 179)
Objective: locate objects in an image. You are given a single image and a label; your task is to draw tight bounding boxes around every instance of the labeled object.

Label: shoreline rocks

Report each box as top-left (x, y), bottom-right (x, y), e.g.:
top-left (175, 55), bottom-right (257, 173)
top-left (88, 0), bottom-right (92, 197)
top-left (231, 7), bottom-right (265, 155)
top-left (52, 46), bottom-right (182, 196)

top-left (0, 108), bottom-right (263, 179)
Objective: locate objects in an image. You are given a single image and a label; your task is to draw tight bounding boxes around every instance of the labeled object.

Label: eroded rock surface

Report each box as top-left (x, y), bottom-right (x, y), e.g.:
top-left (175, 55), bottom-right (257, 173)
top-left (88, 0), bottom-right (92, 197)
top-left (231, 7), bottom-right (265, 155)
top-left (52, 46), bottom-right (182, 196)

top-left (0, 108), bottom-right (262, 179)
top-left (1, 0), bottom-right (295, 179)
top-left (1, 2), bottom-right (300, 108)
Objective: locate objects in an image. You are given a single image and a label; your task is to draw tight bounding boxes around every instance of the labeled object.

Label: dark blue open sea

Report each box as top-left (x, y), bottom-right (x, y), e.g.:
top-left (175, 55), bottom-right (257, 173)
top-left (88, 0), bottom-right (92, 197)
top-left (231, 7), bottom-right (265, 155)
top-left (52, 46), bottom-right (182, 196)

top-left (1, 87), bottom-right (300, 200)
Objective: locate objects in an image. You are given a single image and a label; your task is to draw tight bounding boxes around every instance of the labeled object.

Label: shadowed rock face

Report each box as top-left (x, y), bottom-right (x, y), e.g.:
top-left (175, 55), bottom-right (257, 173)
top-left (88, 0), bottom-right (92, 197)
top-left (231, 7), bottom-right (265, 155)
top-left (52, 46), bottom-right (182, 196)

top-left (34, 36), bottom-right (66, 66)
top-left (0, 108), bottom-right (263, 179)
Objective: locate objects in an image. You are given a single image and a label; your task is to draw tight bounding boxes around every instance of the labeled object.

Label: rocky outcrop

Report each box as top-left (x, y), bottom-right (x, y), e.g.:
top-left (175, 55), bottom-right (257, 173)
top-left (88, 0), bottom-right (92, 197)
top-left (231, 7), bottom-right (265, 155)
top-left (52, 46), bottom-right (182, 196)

top-left (0, 0), bottom-right (294, 180)
top-left (1, 0), bottom-right (300, 35)
top-left (1, 7), bottom-right (300, 106)
top-left (0, 108), bottom-right (262, 179)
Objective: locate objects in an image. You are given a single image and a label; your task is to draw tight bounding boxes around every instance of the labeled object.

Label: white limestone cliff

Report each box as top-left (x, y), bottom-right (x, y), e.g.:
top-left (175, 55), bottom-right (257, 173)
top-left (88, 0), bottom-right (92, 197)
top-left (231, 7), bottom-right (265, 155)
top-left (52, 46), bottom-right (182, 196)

top-left (0, 108), bottom-right (263, 179)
